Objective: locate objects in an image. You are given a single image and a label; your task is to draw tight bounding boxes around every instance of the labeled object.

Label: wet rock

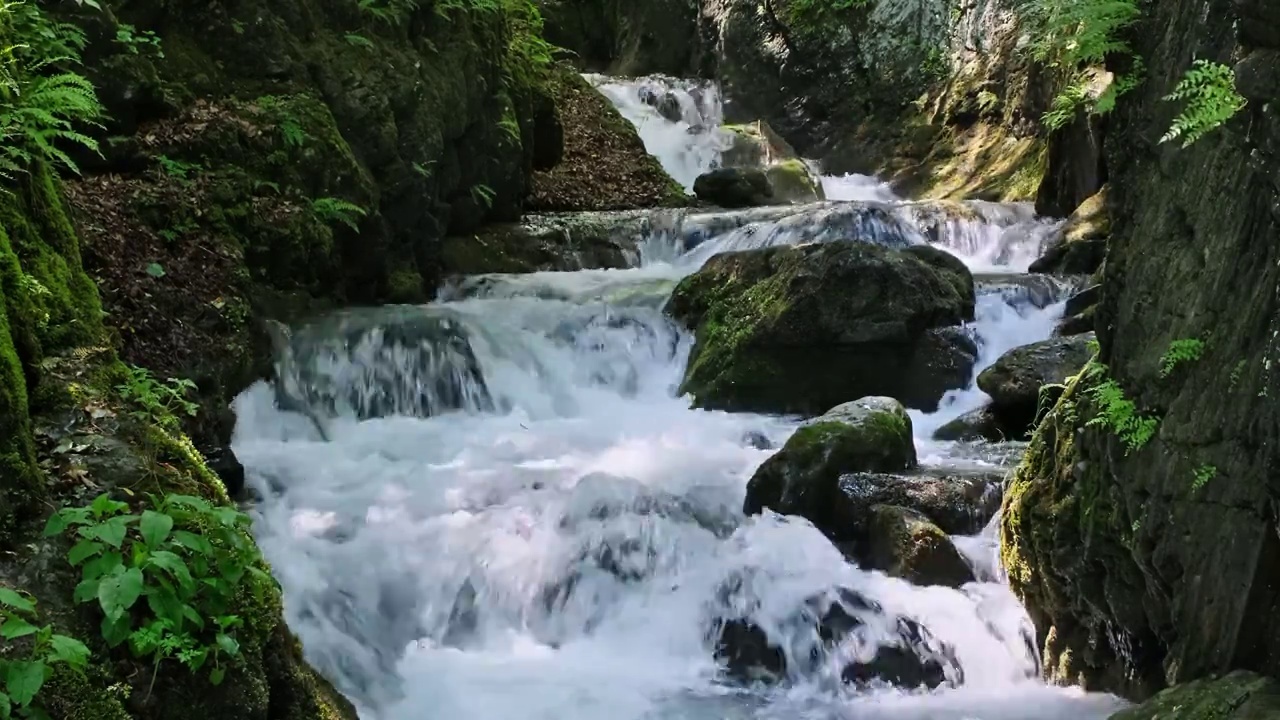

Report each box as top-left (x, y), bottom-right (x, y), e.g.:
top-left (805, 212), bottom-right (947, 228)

top-left (638, 85), bottom-right (685, 123)
top-left (744, 398), bottom-right (917, 526)
top-left (976, 273), bottom-right (1079, 312)
top-left (1030, 187), bottom-right (1109, 276)
top-left (715, 586), bottom-right (958, 690)
top-left (441, 210), bottom-right (647, 276)
top-left (742, 430), bottom-right (773, 450)
top-left (693, 167), bottom-right (776, 208)
top-left (835, 469), bottom-right (1004, 537)
top-left (269, 308), bottom-right (492, 421)
top-left (207, 446), bottom-right (247, 498)
top-left (1108, 671), bottom-right (1280, 720)
top-left (977, 333), bottom-right (1095, 437)
top-left (853, 505), bottom-right (976, 588)
top-left (1055, 284), bottom-right (1100, 337)
top-left (933, 406), bottom-right (1007, 443)
top-left (667, 240), bottom-right (976, 415)
top-left (720, 120), bottom-right (803, 168)
top-left (764, 160), bottom-right (825, 204)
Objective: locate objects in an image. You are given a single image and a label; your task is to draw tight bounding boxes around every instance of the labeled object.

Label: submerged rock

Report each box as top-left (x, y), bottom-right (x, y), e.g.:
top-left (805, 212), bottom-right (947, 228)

top-left (933, 406), bottom-right (1007, 443)
top-left (744, 397), bottom-right (917, 527)
top-left (976, 333), bottom-right (1095, 438)
top-left (715, 586), bottom-right (958, 690)
top-left (853, 505), bottom-right (975, 588)
top-left (667, 241), bottom-right (976, 415)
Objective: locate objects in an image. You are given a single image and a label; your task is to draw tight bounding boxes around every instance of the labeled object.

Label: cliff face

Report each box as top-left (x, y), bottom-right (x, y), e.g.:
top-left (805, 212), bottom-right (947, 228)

top-left (1001, 0), bottom-right (1280, 700)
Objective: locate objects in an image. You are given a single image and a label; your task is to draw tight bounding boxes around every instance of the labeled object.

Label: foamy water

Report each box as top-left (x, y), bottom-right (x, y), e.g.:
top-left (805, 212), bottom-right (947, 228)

top-left (229, 77), bottom-right (1119, 720)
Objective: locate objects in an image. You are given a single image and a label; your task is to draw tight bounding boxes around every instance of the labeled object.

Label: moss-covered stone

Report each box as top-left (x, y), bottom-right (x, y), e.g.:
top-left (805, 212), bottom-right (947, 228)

top-left (1030, 186), bottom-right (1110, 275)
top-left (764, 159), bottom-right (825, 203)
top-left (666, 240), bottom-right (976, 414)
top-left (976, 332), bottom-right (1095, 439)
top-left (857, 504), bottom-right (975, 589)
top-left (1108, 671), bottom-right (1280, 720)
top-left (743, 396), bottom-right (917, 535)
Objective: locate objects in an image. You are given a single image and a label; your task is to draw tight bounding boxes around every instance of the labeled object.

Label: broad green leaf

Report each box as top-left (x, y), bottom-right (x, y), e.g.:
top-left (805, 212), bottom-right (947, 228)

top-left (82, 551), bottom-right (123, 582)
top-left (181, 604), bottom-right (205, 630)
top-left (215, 633), bottom-right (240, 657)
top-left (67, 539), bottom-right (104, 566)
top-left (146, 588), bottom-right (183, 627)
top-left (147, 551), bottom-right (194, 591)
top-left (171, 530), bottom-right (214, 556)
top-left (0, 690), bottom-right (10, 719)
top-left (0, 617), bottom-right (38, 640)
top-left (73, 578), bottom-right (100, 604)
top-left (165, 495), bottom-right (211, 513)
top-left (145, 262), bottom-right (166, 278)
top-left (42, 513), bottom-right (68, 537)
top-left (0, 589), bottom-right (33, 614)
top-left (47, 635), bottom-right (90, 669)
top-left (90, 494), bottom-right (128, 518)
top-left (97, 566), bottom-right (144, 620)
top-left (89, 516), bottom-right (131, 548)
top-left (5, 661), bottom-right (45, 706)
top-left (209, 666), bottom-right (226, 685)
top-left (139, 510), bottom-right (173, 549)
top-left (100, 614), bottom-right (131, 648)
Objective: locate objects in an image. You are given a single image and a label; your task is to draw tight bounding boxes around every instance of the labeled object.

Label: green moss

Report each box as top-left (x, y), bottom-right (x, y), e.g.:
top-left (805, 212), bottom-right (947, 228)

top-left (40, 662), bottom-right (133, 720)
top-left (764, 159), bottom-right (824, 203)
top-left (1109, 671), bottom-right (1280, 719)
top-left (0, 224), bottom-right (41, 545)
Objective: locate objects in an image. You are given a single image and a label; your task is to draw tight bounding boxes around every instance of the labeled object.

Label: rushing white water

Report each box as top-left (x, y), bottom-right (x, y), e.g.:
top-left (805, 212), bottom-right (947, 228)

top-left (586, 74), bottom-right (730, 191)
top-left (231, 77), bottom-right (1120, 720)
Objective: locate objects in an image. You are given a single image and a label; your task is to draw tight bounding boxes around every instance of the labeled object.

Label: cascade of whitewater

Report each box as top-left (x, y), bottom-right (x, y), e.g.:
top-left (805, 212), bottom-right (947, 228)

top-left (230, 77), bottom-right (1122, 720)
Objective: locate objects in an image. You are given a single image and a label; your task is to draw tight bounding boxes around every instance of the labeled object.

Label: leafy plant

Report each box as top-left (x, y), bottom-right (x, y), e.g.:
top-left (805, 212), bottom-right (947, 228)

top-left (344, 33), bottom-right (374, 49)
top-left (1159, 337), bottom-right (1205, 378)
top-left (155, 155), bottom-right (200, 184)
top-left (256, 96), bottom-right (310, 149)
top-left (0, 587), bottom-right (91, 718)
top-left (469, 183), bottom-right (495, 209)
top-left (311, 196), bottom-right (367, 232)
top-left (43, 493), bottom-right (274, 695)
top-left (1083, 362), bottom-right (1158, 453)
top-left (1192, 464), bottom-right (1216, 492)
top-left (114, 23), bottom-right (163, 58)
top-left (0, 0), bottom-right (105, 179)
top-left (1160, 59), bottom-right (1246, 148)
top-left (116, 364), bottom-right (199, 431)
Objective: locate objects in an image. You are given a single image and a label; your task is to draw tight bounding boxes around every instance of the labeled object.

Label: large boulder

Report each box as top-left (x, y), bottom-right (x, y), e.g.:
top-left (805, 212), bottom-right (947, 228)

top-left (855, 505), bottom-right (976, 588)
top-left (933, 406), bottom-right (1007, 443)
top-left (715, 586), bottom-right (959, 689)
top-left (835, 469), bottom-right (1004, 536)
top-left (744, 397), bottom-right (917, 527)
top-left (1108, 671), bottom-right (1280, 720)
top-left (692, 167), bottom-right (775, 208)
top-left (764, 160), bottom-right (825, 204)
top-left (667, 241), bottom-right (977, 414)
top-left (976, 333), bottom-right (1095, 438)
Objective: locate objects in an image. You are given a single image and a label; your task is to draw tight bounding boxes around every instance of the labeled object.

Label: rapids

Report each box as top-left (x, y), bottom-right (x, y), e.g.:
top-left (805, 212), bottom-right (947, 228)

top-left (230, 75), bottom-right (1125, 720)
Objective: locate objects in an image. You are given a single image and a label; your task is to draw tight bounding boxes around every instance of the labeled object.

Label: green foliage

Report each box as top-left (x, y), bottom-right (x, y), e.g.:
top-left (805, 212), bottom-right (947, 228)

top-left (344, 33), bottom-right (374, 49)
top-left (0, 587), bottom-right (91, 718)
top-left (0, 0), bottom-right (105, 179)
top-left (1159, 338), bottom-right (1205, 378)
top-left (114, 23), bottom-right (162, 58)
top-left (469, 183), bottom-right (495, 209)
top-left (116, 365), bottom-right (199, 432)
top-left (356, 0), bottom-right (420, 25)
top-left (1160, 59), bottom-right (1246, 148)
top-left (1192, 464), bottom-right (1216, 492)
top-left (311, 197), bottom-right (367, 232)
top-left (256, 96), bottom-right (310, 149)
top-left (1229, 359), bottom-right (1246, 389)
top-left (783, 0), bottom-right (871, 36)
top-left (43, 493), bottom-right (274, 695)
top-left (155, 155), bottom-right (200, 184)
top-left (1083, 362), bottom-right (1158, 453)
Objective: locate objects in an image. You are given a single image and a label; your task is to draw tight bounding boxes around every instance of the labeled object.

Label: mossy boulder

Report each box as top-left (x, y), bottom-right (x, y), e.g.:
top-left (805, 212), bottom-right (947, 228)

top-left (1108, 671), bottom-right (1280, 719)
top-left (1030, 187), bottom-right (1110, 276)
top-left (743, 397), bottom-right (916, 532)
top-left (932, 406), bottom-right (1007, 442)
top-left (855, 505), bottom-right (975, 589)
top-left (720, 120), bottom-right (802, 168)
top-left (835, 469), bottom-right (1005, 536)
top-left (765, 160), bottom-right (825, 203)
top-left (976, 333), bottom-right (1095, 439)
top-left (667, 241), bottom-right (977, 414)
top-left (692, 167), bottom-right (775, 208)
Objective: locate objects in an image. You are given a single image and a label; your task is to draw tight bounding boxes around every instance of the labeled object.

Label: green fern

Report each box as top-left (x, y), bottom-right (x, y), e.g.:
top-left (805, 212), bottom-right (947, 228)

top-left (1191, 464), bottom-right (1216, 492)
top-left (311, 197), bottom-right (367, 232)
top-left (1160, 59), bottom-right (1246, 148)
top-left (1083, 362), bottom-right (1159, 454)
top-left (344, 33), bottom-right (374, 48)
top-left (0, 0), bottom-right (104, 180)
top-left (469, 183), bottom-right (495, 209)
top-left (1159, 338), bottom-right (1205, 378)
